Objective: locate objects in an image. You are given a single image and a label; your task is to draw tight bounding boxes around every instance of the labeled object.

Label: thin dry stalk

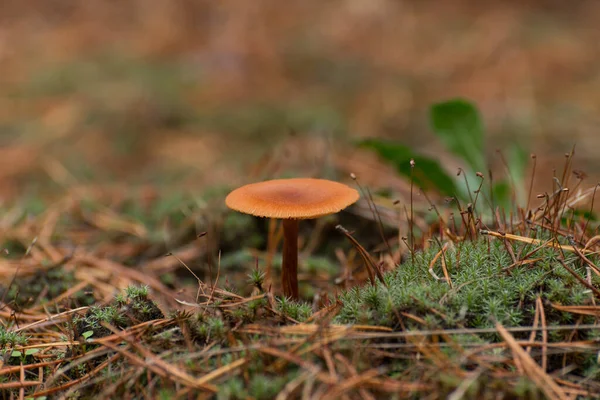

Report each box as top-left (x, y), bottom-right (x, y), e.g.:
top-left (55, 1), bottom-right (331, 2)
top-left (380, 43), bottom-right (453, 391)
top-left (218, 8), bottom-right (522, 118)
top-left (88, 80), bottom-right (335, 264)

top-left (496, 322), bottom-right (568, 400)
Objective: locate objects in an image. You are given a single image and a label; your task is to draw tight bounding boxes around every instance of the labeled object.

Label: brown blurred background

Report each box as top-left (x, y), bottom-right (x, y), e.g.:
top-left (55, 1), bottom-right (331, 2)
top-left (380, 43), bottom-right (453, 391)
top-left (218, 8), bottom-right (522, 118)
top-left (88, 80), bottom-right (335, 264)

top-left (1, 0), bottom-right (600, 201)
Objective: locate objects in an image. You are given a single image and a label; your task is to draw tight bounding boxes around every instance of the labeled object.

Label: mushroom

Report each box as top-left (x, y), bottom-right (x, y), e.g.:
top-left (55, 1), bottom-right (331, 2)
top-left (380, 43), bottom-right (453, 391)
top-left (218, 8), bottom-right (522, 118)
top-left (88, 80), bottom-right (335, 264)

top-left (225, 178), bottom-right (359, 299)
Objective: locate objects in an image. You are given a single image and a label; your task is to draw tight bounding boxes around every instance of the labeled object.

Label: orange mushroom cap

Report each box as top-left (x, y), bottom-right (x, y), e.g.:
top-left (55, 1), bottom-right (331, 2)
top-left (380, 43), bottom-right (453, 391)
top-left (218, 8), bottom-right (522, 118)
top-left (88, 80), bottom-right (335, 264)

top-left (225, 178), bottom-right (360, 219)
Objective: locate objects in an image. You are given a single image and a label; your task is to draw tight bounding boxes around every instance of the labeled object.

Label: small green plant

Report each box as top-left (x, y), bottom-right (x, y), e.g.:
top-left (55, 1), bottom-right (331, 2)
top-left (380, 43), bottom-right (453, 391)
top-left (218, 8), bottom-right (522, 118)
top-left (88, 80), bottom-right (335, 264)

top-left (81, 330), bottom-right (94, 341)
top-left (0, 327), bottom-right (28, 348)
top-left (189, 315), bottom-right (229, 343)
top-left (247, 268), bottom-right (266, 291)
top-left (9, 348), bottom-right (39, 364)
top-left (75, 285), bottom-right (163, 339)
top-left (359, 99), bottom-right (530, 212)
top-left (125, 284), bottom-right (149, 300)
top-left (114, 292), bottom-right (127, 305)
top-left (276, 297), bottom-right (313, 322)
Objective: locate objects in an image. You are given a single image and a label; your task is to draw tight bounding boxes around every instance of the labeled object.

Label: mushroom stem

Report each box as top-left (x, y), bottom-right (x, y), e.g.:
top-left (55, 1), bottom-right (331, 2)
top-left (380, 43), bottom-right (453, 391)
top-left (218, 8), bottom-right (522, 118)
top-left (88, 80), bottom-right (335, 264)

top-left (282, 219), bottom-right (299, 299)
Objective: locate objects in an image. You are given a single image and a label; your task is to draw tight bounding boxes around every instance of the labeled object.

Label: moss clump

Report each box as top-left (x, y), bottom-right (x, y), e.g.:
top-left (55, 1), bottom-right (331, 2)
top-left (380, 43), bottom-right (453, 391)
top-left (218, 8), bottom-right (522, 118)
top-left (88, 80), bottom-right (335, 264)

top-left (0, 326), bottom-right (27, 349)
top-left (276, 297), bottom-right (313, 322)
top-left (187, 313), bottom-right (229, 344)
top-left (336, 238), bottom-right (595, 329)
top-left (123, 285), bottom-right (164, 322)
top-left (334, 238), bottom-right (600, 382)
top-left (75, 285), bottom-right (163, 340)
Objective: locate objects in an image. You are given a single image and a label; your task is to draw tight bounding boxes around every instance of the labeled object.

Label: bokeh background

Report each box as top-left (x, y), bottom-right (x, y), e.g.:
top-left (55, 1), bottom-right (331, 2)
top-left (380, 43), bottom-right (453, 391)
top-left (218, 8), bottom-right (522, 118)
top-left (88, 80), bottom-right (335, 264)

top-left (2, 0), bottom-right (600, 201)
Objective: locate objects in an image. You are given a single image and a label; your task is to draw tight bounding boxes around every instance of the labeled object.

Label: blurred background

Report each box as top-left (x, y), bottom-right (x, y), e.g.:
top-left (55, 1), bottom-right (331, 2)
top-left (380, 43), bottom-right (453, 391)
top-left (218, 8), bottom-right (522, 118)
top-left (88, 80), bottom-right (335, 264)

top-left (2, 0), bottom-right (600, 201)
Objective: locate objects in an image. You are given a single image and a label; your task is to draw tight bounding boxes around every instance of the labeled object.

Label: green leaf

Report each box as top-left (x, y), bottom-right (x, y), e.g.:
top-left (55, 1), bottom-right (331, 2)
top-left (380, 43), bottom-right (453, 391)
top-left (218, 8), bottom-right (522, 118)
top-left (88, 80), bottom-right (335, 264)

top-left (82, 330), bottom-right (94, 340)
top-left (358, 139), bottom-right (458, 197)
top-left (11, 350), bottom-right (22, 358)
top-left (25, 348), bottom-right (39, 356)
top-left (430, 99), bottom-right (486, 172)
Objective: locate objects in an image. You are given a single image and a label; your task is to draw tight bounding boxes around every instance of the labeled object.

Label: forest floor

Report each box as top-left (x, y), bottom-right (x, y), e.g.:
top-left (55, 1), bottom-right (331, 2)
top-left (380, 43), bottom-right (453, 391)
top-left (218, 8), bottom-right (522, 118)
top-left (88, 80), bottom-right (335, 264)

top-left (2, 1), bottom-right (600, 398)
top-left (0, 152), bottom-right (599, 399)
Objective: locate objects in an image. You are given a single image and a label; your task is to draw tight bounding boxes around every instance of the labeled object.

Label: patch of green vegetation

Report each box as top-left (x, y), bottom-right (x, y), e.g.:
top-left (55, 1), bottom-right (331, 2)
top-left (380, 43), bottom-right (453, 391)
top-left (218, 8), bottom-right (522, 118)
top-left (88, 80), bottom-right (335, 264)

top-left (276, 297), bottom-right (313, 322)
top-left (247, 297), bottom-right (268, 314)
top-left (0, 239), bottom-right (29, 259)
top-left (75, 285), bottom-right (163, 339)
top-left (0, 326), bottom-right (27, 348)
top-left (75, 305), bottom-right (130, 339)
top-left (124, 284), bottom-right (149, 300)
top-left (0, 328), bottom-right (37, 371)
top-left (336, 238), bottom-right (594, 329)
top-left (335, 237), bottom-right (599, 382)
top-left (360, 99), bottom-right (530, 212)
top-left (247, 268), bottom-right (266, 292)
top-left (188, 314), bottom-right (228, 344)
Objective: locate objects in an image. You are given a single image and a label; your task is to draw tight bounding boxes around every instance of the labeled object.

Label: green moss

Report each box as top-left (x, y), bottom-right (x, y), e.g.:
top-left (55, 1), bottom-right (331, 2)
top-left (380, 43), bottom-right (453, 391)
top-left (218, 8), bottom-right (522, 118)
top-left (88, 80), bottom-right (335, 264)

top-left (189, 315), bottom-right (228, 344)
top-left (336, 238), bottom-right (596, 330)
top-left (247, 268), bottom-right (266, 291)
top-left (75, 285), bottom-right (163, 339)
top-left (124, 284), bottom-right (149, 300)
top-left (276, 297), bottom-right (313, 322)
top-left (0, 327), bottom-right (27, 348)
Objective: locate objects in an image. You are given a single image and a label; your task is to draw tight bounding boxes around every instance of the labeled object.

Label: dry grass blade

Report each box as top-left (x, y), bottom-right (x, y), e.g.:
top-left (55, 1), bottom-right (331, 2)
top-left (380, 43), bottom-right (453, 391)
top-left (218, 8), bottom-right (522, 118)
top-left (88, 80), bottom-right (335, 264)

top-left (192, 358), bottom-right (247, 387)
top-left (275, 371), bottom-right (313, 400)
top-left (336, 224), bottom-right (386, 285)
top-left (551, 303), bottom-right (600, 317)
top-left (447, 368), bottom-right (483, 400)
top-left (260, 347), bottom-right (329, 382)
top-left (334, 353), bottom-right (376, 400)
top-left (428, 241), bottom-right (452, 287)
top-left (99, 322), bottom-right (218, 392)
top-left (37, 351), bottom-right (121, 396)
top-left (321, 368), bottom-right (383, 400)
top-left (557, 259), bottom-right (600, 298)
top-left (480, 229), bottom-right (589, 254)
top-left (496, 322), bottom-right (568, 400)
top-left (11, 306), bottom-right (90, 333)
top-left (566, 235), bottom-right (600, 276)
